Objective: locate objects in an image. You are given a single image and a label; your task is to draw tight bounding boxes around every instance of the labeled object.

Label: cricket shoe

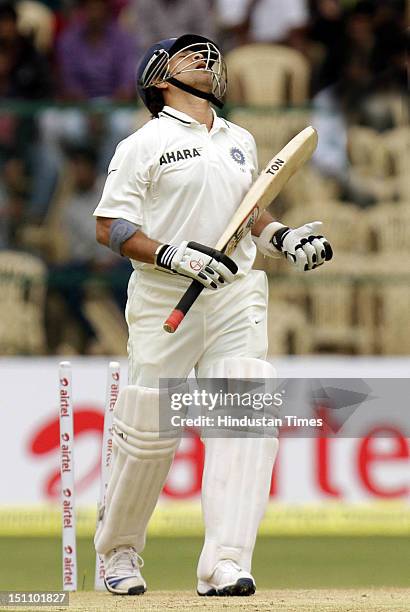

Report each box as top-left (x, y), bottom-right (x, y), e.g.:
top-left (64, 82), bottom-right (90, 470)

top-left (197, 560), bottom-right (256, 596)
top-left (104, 546), bottom-right (146, 595)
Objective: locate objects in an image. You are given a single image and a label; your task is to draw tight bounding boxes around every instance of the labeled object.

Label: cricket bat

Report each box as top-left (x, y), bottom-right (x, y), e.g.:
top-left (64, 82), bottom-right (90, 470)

top-left (163, 126), bottom-right (318, 333)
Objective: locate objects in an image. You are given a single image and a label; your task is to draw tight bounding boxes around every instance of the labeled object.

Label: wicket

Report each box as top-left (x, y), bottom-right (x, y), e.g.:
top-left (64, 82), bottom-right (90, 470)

top-left (58, 361), bottom-right (77, 592)
top-left (94, 361), bottom-right (121, 590)
top-left (58, 360), bottom-right (121, 592)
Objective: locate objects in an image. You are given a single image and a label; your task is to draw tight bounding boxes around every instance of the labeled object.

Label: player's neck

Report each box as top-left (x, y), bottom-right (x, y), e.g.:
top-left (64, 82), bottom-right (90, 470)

top-left (166, 96), bottom-right (214, 131)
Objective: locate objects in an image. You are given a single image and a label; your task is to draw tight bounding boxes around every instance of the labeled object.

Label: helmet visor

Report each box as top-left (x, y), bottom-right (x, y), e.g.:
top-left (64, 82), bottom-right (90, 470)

top-left (139, 35), bottom-right (227, 106)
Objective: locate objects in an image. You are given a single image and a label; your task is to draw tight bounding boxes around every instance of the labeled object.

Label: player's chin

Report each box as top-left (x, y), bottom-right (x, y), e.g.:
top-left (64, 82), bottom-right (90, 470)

top-left (193, 75), bottom-right (213, 93)
top-left (176, 72), bottom-right (213, 95)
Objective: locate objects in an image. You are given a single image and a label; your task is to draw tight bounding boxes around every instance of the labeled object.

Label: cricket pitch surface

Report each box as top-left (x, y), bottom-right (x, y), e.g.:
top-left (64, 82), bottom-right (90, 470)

top-left (5, 589), bottom-right (410, 612)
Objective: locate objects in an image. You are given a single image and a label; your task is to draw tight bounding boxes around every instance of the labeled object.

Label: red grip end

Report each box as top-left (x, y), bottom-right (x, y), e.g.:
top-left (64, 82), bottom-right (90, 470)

top-left (163, 309), bottom-right (185, 333)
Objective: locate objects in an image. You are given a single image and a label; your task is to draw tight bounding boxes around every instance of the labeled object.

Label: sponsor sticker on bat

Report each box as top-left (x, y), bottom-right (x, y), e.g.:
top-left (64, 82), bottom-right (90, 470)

top-left (225, 206), bottom-right (259, 255)
top-left (266, 157), bottom-right (285, 175)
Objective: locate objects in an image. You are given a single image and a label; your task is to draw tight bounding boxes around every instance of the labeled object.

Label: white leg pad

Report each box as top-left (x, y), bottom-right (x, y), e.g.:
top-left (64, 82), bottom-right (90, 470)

top-left (197, 358), bottom-right (279, 581)
top-left (95, 384), bottom-right (179, 555)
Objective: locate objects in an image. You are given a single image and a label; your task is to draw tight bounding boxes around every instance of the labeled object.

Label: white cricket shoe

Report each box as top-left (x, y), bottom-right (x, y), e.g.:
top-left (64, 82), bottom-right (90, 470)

top-left (197, 559), bottom-right (256, 596)
top-left (104, 546), bottom-right (146, 595)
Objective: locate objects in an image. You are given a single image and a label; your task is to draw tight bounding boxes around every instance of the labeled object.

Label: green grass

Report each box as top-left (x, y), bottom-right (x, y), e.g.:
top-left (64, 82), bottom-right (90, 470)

top-left (0, 536), bottom-right (409, 591)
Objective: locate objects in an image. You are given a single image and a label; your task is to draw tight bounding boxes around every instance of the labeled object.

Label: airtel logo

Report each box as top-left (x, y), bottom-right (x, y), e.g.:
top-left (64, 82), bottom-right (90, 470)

top-left (27, 409), bottom-right (212, 501)
top-left (28, 407), bottom-right (104, 499)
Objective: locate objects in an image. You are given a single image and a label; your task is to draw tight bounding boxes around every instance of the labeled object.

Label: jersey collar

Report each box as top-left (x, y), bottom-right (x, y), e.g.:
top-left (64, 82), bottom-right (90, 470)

top-left (159, 105), bottom-right (229, 132)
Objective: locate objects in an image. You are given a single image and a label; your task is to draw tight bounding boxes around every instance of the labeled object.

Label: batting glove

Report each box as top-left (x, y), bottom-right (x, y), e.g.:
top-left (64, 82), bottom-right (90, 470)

top-left (154, 241), bottom-right (238, 288)
top-left (253, 221), bottom-right (333, 272)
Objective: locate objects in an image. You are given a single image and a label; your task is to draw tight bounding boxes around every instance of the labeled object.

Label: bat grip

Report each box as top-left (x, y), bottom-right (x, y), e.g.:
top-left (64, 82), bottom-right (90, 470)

top-left (163, 280), bottom-right (205, 333)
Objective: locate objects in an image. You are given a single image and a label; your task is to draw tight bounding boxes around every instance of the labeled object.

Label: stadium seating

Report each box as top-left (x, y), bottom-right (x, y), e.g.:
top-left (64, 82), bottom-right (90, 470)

top-left (225, 44), bottom-right (310, 106)
top-left (19, 161), bottom-right (74, 264)
top-left (0, 251), bottom-right (47, 355)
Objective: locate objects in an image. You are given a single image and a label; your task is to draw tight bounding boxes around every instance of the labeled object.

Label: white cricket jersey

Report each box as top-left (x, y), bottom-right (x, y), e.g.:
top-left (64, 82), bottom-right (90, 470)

top-left (93, 105), bottom-right (259, 278)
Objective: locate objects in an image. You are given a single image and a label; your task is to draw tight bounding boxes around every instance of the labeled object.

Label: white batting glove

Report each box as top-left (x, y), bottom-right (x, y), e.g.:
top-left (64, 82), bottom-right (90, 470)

top-left (154, 241), bottom-right (238, 288)
top-left (253, 221), bottom-right (333, 272)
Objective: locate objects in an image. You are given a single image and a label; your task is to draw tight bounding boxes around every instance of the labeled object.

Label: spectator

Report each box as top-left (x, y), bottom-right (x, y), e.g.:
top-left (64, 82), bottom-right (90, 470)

top-left (0, 2), bottom-right (58, 225)
top-left (32, 1), bottom-right (63, 8)
top-left (61, 145), bottom-right (107, 261)
top-left (39, 0), bottom-right (140, 212)
top-left (111, 0), bottom-right (129, 19)
top-left (128, 0), bottom-right (216, 51)
top-left (0, 2), bottom-right (52, 99)
top-left (312, 54), bottom-right (367, 190)
top-left (311, 1), bottom-right (407, 207)
top-left (310, 0), bottom-right (346, 91)
top-left (48, 145), bottom-right (131, 352)
top-left (310, 0), bottom-right (405, 94)
top-left (0, 179), bottom-right (9, 248)
top-left (216, 0), bottom-right (309, 52)
top-left (0, 154), bottom-right (25, 249)
top-left (57, 0), bottom-right (138, 101)
top-left (365, 1), bottom-right (407, 129)
top-left (15, 0), bottom-right (56, 54)
top-left (311, 50), bottom-right (400, 207)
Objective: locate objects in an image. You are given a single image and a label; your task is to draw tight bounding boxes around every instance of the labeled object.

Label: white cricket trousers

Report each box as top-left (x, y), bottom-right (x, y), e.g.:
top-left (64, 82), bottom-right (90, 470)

top-left (95, 268), bottom-right (276, 569)
top-left (125, 268), bottom-right (269, 385)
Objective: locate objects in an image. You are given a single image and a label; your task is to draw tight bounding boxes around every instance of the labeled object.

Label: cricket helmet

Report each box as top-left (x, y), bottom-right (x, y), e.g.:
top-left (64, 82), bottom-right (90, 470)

top-left (136, 34), bottom-right (227, 116)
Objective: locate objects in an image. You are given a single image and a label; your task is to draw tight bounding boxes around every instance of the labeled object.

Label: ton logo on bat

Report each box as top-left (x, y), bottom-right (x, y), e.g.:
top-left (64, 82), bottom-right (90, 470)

top-left (266, 158), bottom-right (285, 175)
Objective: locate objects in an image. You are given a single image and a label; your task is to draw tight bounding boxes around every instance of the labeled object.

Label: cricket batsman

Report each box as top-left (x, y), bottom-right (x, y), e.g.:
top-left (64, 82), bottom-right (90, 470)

top-left (93, 34), bottom-right (333, 597)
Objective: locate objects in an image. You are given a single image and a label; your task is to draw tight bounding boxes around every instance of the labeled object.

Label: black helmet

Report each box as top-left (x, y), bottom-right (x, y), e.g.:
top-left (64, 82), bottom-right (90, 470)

top-left (136, 34), bottom-right (227, 116)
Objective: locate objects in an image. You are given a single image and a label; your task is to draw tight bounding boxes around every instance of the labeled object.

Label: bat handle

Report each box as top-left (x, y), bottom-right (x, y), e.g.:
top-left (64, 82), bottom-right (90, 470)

top-left (163, 280), bottom-right (205, 333)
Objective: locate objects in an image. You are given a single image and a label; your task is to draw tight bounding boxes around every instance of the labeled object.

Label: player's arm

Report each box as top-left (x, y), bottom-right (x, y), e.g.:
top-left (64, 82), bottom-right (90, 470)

top-left (96, 217), bottom-right (160, 263)
top-left (251, 210), bottom-right (275, 237)
top-left (252, 210), bottom-right (333, 272)
top-left (95, 134), bottom-right (237, 289)
top-left (96, 217), bottom-right (237, 290)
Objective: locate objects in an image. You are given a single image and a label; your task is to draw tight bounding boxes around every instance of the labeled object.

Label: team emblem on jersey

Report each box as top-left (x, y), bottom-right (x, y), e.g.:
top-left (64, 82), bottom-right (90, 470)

top-left (159, 148), bottom-right (201, 165)
top-left (230, 147), bottom-right (246, 166)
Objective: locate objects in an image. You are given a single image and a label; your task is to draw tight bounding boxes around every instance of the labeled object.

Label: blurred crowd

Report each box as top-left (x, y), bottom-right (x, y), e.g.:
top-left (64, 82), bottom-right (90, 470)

top-left (0, 0), bottom-right (407, 355)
